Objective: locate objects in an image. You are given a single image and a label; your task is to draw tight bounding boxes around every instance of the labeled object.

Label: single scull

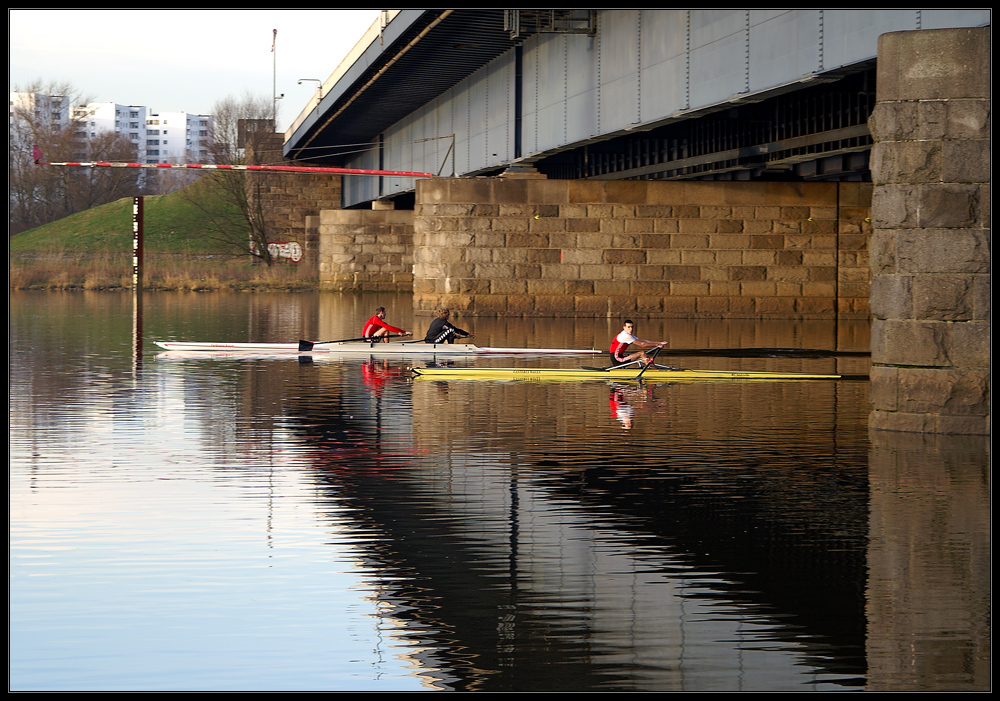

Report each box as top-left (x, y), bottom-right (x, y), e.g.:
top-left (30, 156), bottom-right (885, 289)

top-left (410, 366), bottom-right (843, 381)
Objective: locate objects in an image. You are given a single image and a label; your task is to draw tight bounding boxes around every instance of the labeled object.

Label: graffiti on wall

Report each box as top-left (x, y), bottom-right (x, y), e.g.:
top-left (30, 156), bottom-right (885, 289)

top-left (252, 241), bottom-right (303, 263)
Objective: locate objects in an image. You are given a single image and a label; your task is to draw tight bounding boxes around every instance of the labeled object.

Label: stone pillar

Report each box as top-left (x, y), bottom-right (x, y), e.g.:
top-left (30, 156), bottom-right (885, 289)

top-left (318, 209), bottom-right (414, 291)
top-left (247, 130), bottom-right (341, 276)
top-left (868, 27), bottom-right (991, 435)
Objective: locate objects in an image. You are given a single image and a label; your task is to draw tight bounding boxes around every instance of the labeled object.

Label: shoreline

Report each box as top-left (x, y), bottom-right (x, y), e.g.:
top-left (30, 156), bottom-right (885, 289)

top-left (9, 252), bottom-right (318, 292)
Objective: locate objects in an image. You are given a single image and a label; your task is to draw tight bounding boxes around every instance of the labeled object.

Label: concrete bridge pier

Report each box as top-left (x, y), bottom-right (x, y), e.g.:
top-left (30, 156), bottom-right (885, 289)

top-left (867, 27), bottom-right (991, 435)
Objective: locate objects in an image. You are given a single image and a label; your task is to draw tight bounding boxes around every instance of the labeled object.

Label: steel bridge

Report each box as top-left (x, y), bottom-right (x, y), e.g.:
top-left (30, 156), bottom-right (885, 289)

top-left (283, 9), bottom-right (990, 208)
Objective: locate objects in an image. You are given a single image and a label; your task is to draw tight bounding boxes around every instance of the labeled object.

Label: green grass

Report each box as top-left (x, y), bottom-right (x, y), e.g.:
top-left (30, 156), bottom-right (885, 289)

top-left (9, 178), bottom-right (236, 255)
top-left (9, 178), bottom-right (318, 291)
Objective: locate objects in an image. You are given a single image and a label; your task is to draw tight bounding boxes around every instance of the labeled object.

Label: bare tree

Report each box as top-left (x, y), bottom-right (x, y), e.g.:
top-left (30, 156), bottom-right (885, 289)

top-left (9, 80), bottom-right (139, 236)
top-left (186, 91), bottom-right (282, 264)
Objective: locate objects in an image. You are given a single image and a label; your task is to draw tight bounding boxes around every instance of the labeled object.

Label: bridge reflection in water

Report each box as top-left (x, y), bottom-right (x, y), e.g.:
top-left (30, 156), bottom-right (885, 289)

top-left (284, 348), bottom-right (986, 691)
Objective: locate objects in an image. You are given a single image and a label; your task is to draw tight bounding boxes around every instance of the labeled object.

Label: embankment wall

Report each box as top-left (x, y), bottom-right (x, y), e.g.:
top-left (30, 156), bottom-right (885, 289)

top-left (410, 179), bottom-right (871, 319)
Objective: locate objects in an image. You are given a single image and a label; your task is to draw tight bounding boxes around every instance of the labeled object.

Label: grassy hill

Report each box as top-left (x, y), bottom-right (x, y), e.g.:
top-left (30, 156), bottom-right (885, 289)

top-left (9, 178), bottom-right (317, 290)
top-left (10, 178), bottom-right (236, 255)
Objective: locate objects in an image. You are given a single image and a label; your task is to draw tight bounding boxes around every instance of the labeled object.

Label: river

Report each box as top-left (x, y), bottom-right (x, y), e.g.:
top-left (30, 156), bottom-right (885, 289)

top-left (9, 290), bottom-right (989, 691)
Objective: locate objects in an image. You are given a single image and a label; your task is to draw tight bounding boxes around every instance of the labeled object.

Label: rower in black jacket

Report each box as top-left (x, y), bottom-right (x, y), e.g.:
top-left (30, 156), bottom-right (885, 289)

top-left (424, 308), bottom-right (471, 344)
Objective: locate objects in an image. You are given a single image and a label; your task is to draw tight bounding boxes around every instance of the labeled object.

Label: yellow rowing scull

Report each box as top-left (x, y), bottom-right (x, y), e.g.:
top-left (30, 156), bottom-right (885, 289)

top-left (410, 366), bottom-right (843, 382)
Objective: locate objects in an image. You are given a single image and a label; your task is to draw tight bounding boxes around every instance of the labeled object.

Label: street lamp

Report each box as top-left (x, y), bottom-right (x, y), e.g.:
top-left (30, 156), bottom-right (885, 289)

top-left (298, 78), bottom-right (322, 100)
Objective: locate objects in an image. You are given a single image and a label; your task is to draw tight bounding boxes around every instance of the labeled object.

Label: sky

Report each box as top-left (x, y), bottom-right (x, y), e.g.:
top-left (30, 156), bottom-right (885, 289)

top-left (8, 9), bottom-right (382, 133)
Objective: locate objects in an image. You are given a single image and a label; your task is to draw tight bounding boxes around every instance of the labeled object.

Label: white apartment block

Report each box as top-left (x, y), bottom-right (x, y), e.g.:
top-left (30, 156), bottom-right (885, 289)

top-left (9, 91), bottom-right (70, 129)
top-left (145, 111), bottom-right (213, 164)
top-left (74, 102), bottom-right (213, 164)
top-left (73, 102), bottom-right (149, 158)
top-left (11, 93), bottom-right (213, 165)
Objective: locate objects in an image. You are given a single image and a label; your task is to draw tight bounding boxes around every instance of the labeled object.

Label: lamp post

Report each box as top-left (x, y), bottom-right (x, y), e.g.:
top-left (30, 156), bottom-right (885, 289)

top-left (271, 29), bottom-right (278, 126)
top-left (298, 78), bottom-right (322, 111)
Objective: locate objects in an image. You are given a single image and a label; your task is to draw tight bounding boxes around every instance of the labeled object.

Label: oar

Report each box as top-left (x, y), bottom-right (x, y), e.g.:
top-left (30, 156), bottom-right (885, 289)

top-left (651, 347), bottom-right (870, 358)
top-left (298, 334), bottom-right (408, 352)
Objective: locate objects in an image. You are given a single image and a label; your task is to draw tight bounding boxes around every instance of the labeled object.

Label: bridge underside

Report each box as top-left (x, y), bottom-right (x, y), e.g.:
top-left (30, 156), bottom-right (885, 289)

top-left (526, 66), bottom-right (876, 184)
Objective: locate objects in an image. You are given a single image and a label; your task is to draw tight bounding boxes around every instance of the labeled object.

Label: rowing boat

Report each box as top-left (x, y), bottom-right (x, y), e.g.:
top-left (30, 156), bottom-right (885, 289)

top-left (410, 366), bottom-right (843, 381)
top-left (153, 340), bottom-right (602, 356)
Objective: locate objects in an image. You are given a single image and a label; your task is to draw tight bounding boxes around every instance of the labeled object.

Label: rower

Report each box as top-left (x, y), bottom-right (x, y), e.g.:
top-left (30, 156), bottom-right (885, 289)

top-left (610, 319), bottom-right (668, 367)
top-left (362, 307), bottom-right (410, 342)
top-left (424, 308), bottom-right (472, 344)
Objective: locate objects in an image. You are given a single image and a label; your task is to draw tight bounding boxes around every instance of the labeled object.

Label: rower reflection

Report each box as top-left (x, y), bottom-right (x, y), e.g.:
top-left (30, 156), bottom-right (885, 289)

top-left (362, 358), bottom-right (410, 392)
top-left (608, 383), bottom-right (660, 429)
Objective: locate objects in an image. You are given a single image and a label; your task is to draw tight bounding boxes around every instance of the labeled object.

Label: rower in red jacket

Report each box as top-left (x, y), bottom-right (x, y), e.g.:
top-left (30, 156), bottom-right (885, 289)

top-left (362, 307), bottom-right (410, 342)
top-left (610, 319), bottom-right (668, 366)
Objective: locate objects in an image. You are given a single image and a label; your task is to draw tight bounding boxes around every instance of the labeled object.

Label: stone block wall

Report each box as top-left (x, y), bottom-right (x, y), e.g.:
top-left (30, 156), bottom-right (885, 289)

top-left (249, 131), bottom-right (341, 276)
top-left (867, 27), bottom-right (990, 435)
top-left (412, 178), bottom-right (871, 318)
top-left (318, 208), bottom-right (415, 291)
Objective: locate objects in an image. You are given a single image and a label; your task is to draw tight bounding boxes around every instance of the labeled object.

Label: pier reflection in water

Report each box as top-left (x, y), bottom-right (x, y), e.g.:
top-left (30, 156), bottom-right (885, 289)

top-left (8, 291), bottom-right (989, 691)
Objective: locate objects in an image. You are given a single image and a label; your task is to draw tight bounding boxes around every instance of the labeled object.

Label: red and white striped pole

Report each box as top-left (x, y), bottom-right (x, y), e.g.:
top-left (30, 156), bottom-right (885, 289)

top-left (132, 197), bottom-right (143, 289)
top-left (33, 149), bottom-right (433, 178)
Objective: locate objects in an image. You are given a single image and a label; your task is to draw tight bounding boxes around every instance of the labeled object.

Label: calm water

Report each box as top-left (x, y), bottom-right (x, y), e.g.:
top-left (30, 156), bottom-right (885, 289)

top-left (9, 291), bottom-right (989, 691)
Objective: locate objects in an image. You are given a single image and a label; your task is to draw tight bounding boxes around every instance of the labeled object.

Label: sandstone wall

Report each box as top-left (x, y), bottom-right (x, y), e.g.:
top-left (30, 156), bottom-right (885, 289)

top-left (318, 208), bottom-right (415, 291)
top-left (412, 178), bottom-right (871, 318)
top-left (257, 171), bottom-right (340, 274)
top-left (867, 27), bottom-right (991, 435)
top-left (251, 131), bottom-right (341, 276)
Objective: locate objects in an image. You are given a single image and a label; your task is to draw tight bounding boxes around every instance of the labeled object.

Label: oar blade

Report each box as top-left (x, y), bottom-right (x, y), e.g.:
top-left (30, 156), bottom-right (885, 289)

top-left (298, 340), bottom-right (314, 352)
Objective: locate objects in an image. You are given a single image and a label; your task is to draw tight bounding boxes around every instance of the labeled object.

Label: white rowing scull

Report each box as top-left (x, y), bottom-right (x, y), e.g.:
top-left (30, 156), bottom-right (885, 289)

top-left (153, 340), bottom-right (602, 356)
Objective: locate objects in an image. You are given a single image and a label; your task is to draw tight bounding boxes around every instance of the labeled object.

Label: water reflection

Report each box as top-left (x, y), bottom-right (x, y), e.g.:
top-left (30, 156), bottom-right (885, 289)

top-left (9, 291), bottom-right (989, 691)
top-left (865, 430), bottom-right (990, 691)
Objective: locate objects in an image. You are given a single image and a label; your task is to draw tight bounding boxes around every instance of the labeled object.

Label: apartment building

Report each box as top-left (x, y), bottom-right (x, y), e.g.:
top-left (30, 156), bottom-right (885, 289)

top-left (74, 102), bottom-right (213, 164)
top-left (8, 91), bottom-right (70, 128)
top-left (11, 92), bottom-right (213, 165)
top-left (145, 111), bottom-right (212, 164)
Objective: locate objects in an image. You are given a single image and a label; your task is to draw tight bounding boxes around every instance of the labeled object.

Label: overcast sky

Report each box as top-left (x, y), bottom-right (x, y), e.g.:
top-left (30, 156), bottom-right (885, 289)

top-left (9, 9), bottom-right (381, 133)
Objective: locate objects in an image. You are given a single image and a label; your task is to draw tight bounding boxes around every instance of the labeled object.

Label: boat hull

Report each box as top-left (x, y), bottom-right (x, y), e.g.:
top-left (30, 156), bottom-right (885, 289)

top-left (411, 366), bottom-right (842, 381)
top-left (153, 341), bottom-right (600, 356)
